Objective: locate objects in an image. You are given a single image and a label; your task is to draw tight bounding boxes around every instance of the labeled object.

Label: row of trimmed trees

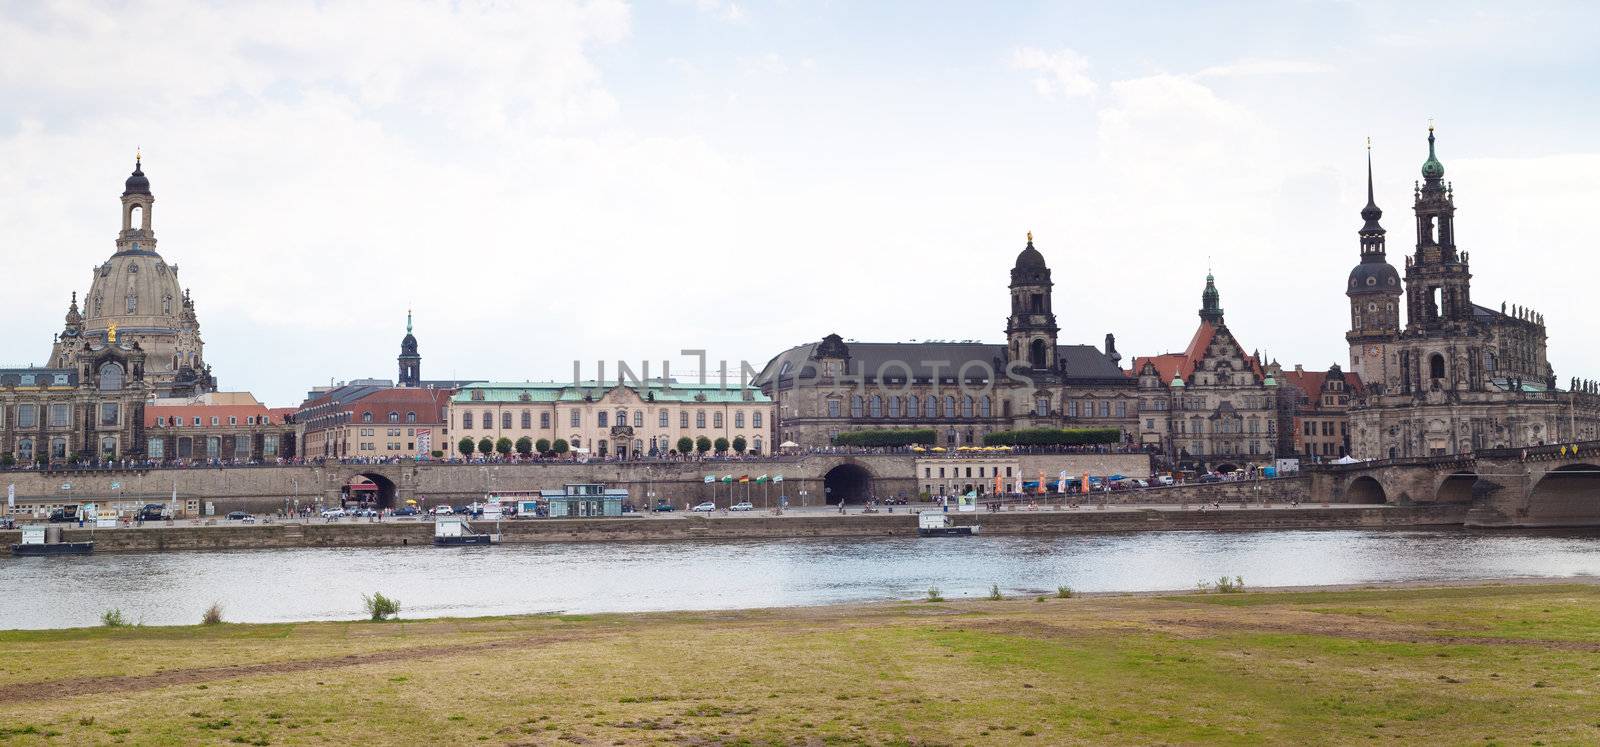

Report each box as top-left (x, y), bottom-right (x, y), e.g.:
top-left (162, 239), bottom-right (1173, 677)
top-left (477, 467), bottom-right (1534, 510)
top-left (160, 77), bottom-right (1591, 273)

top-left (456, 435), bottom-right (751, 458)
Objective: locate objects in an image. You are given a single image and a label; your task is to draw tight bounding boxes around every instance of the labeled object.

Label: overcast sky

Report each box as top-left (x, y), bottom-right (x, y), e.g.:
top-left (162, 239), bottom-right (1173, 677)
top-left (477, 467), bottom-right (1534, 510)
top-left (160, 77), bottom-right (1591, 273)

top-left (3, 1), bottom-right (1597, 406)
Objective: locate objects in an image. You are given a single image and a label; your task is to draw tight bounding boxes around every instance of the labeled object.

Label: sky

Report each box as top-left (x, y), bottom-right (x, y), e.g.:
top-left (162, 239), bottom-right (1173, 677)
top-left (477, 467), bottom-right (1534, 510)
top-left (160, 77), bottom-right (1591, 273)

top-left (2, 1), bottom-right (1598, 406)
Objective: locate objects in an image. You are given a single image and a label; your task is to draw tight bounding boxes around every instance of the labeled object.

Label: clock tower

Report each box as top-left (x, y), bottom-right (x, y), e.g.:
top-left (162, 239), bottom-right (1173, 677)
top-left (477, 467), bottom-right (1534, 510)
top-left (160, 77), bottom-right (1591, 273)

top-left (1345, 142), bottom-right (1403, 392)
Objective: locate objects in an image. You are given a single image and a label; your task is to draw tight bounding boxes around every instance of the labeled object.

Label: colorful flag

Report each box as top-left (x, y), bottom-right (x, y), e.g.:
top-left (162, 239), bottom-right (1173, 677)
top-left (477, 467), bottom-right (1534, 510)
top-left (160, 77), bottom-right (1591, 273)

top-left (722, 475), bottom-right (733, 483)
top-left (755, 475), bottom-right (768, 484)
top-left (773, 474), bottom-right (784, 483)
top-left (704, 475), bottom-right (715, 484)
top-left (738, 475), bottom-right (750, 484)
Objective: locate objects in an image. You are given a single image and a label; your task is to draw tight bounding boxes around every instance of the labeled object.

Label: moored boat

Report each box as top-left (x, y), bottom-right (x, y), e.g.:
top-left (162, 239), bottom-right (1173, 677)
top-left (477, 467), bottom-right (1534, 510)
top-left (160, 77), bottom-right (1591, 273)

top-left (10, 525), bottom-right (95, 556)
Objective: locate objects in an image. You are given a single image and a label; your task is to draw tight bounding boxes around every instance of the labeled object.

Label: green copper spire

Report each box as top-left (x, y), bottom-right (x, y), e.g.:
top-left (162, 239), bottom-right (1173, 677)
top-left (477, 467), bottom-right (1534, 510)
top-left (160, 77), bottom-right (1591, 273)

top-left (406, 308), bottom-right (413, 335)
top-left (1421, 122), bottom-right (1444, 181)
top-left (1199, 272), bottom-right (1224, 324)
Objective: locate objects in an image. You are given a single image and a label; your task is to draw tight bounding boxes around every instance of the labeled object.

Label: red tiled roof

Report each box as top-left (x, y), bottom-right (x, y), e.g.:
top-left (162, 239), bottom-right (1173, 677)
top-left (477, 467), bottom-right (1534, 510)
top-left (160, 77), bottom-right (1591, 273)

top-left (346, 388), bottom-right (451, 425)
top-left (146, 403), bottom-right (288, 428)
top-left (1130, 321), bottom-right (1264, 383)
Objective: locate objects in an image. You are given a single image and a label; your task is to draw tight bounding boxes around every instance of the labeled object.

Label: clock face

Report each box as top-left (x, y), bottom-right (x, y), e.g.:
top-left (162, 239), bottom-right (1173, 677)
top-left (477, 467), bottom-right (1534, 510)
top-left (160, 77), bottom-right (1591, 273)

top-left (1365, 345), bottom-right (1380, 356)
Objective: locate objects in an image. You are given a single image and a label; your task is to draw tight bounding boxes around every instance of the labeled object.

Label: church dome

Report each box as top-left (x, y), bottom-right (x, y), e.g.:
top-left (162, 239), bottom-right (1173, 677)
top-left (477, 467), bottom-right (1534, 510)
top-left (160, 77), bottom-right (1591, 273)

top-left (1010, 233), bottom-right (1052, 285)
top-left (123, 157), bottom-right (151, 196)
top-left (1420, 127), bottom-right (1444, 180)
top-left (1347, 260), bottom-right (1400, 295)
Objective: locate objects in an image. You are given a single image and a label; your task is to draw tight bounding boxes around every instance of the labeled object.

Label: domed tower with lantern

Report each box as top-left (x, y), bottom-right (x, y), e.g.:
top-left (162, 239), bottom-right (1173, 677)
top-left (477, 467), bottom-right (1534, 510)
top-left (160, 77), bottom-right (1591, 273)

top-left (1346, 141), bottom-right (1403, 392)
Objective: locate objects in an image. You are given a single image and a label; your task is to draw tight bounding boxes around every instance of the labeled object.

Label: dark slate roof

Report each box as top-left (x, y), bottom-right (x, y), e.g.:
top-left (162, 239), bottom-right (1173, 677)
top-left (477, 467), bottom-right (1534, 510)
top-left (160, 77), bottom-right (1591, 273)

top-left (753, 339), bottom-right (1128, 390)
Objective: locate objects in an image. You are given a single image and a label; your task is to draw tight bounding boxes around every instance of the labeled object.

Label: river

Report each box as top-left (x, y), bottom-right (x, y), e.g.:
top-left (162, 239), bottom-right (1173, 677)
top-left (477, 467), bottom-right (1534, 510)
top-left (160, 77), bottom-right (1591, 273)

top-left (5, 527), bottom-right (1600, 629)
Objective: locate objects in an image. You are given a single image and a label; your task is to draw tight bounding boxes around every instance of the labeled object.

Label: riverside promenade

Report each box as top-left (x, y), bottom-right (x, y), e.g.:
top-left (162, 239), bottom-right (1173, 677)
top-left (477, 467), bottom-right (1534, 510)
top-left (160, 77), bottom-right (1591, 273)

top-left (1, 502), bottom-right (1467, 554)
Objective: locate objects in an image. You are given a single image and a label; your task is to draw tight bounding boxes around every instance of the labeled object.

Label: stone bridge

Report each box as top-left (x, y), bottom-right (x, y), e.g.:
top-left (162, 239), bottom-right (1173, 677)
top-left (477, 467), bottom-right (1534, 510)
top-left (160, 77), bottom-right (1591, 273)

top-left (1307, 440), bottom-right (1600, 527)
top-left (0, 452), bottom-right (1151, 514)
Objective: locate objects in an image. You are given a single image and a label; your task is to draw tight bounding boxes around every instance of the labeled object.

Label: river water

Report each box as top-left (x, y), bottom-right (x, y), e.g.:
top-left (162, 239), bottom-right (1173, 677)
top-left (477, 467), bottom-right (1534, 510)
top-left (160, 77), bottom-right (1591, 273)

top-left (5, 528), bottom-right (1600, 629)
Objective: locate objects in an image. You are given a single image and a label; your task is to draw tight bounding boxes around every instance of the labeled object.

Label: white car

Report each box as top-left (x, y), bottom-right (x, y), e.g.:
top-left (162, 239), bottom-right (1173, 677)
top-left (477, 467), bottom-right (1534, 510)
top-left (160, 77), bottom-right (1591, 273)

top-left (319, 508), bottom-right (346, 518)
top-left (690, 502), bottom-right (717, 512)
top-left (730, 501), bottom-right (754, 512)
top-left (431, 505), bottom-right (454, 516)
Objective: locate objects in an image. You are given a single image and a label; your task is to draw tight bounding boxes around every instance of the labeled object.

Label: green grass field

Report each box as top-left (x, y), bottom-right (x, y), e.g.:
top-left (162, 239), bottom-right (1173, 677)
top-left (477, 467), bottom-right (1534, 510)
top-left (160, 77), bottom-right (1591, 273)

top-left (3, 582), bottom-right (1599, 745)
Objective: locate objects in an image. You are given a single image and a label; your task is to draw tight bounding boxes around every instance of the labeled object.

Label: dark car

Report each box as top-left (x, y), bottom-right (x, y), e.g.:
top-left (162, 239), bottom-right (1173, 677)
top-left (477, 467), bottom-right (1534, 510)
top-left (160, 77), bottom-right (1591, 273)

top-left (392, 506), bottom-right (420, 517)
top-left (48, 506), bottom-right (79, 523)
top-left (138, 504), bottom-right (169, 521)
top-left (1198, 474), bottom-right (1223, 484)
top-left (225, 511), bottom-right (255, 522)
top-left (654, 501), bottom-right (674, 512)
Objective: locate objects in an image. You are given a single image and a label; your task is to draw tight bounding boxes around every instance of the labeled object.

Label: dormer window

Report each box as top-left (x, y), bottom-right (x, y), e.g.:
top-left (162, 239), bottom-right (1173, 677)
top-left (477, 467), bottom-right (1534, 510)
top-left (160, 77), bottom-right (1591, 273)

top-left (471, 390), bottom-right (485, 401)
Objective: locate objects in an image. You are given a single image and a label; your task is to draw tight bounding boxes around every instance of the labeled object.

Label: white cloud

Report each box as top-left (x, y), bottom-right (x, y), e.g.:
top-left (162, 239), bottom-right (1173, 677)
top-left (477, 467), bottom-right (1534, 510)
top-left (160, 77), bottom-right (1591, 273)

top-left (693, 0), bottom-right (746, 23)
top-left (1194, 58), bottom-right (1337, 78)
top-left (1011, 46), bottom-right (1096, 99)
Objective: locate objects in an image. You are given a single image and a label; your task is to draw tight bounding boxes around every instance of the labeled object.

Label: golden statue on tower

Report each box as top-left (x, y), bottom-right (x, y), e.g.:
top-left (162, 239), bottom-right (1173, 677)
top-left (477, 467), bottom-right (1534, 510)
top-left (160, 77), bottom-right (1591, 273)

top-left (107, 322), bottom-right (118, 344)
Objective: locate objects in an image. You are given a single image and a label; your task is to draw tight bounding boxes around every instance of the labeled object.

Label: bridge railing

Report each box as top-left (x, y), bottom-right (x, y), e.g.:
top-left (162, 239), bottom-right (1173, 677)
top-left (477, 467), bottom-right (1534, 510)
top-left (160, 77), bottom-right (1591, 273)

top-left (1475, 440), bottom-right (1600, 462)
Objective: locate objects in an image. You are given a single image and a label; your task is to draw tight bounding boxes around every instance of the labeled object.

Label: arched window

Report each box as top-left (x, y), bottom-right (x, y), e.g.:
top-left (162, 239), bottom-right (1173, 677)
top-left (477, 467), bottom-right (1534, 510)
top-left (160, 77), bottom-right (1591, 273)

top-left (713, 412), bottom-right (724, 428)
top-left (98, 362), bottom-right (124, 391)
top-left (501, 411), bottom-right (512, 429)
top-left (961, 395), bottom-right (973, 418)
top-left (851, 396), bottom-right (864, 417)
top-left (1029, 339), bottom-right (1048, 369)
top-left (598, 411), bottom-right (609, 428)
top-left (979, 396), bottom-right (991, 418)
top-left (616, 409), bottom-right (627, 426)
top-left (482, 410), bottom-right (492, 428)
top-left (406, 411), bottom-right (416, 423)
top-left (925, 396), bottom-right (937, 418)
top-left (542, 412), bottom-right (552, 428)
top-left (1429, 353), bottom-right (1446, 380)
top-left (388, 412), bottom-right (399, 423)
top-left (943, 396), bottom-right (955, 418)
top-left (735, 411), bottom-right (746, 428)
top-left (888, 397), bottom-right (901, 418)
top-left (462, 412), bottom-right (474, 429)
top-left (752, 411), bottom-right (762, 428)
top-left (753, 436), bottom-right (763, 454)
top-left (521, 411), bottom-right (531, 429)
top-left (362, 412), bottom-right (373, 424)
top-left (907, 396), bottom-right (919, 418)
top-left (869, 395), bottom-right (882, 418)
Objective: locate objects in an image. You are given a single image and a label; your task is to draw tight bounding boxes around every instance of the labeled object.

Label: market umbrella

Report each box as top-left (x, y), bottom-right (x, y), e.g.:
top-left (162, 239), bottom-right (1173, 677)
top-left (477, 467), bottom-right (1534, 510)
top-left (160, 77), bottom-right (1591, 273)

top-left (404, 499), bottom-right (417, 505)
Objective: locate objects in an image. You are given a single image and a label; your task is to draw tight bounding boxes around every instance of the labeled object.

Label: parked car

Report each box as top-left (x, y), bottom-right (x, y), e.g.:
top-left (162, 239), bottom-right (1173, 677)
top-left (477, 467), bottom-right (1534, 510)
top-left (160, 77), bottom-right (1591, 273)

top-left (48, 506), bottom-right (80, 523)
top-left (730, 501), bottom-right (754, 512)
top-left (137, 504), bottom-right (170, 521)
top-left (392, 506), bottom-right (420, 517)
top-left (225, 511), bottom-right (255, 523)
top-left (319, 508), bottom-right (346, 518)
top-left (454, 505), bottom-right (474, 515)
top-left (653, 501), bottom-right (674, 512)
top-left (1154, 475), bottom-right (1174, 486)
top-left (431, 505), bottom-right (454, 516)
top-left (690, 502), bottom-right (717, 512)
top-left (1198, 474), bottom-right (1223, 484)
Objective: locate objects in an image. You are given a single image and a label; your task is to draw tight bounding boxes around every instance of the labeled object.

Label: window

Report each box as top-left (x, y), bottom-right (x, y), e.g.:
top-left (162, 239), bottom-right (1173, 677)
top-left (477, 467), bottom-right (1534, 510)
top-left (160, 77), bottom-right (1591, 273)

top-left (48, 404), bottom-right (70, 427)
top-left (1115, 401), bottom-right (1126, 418)
top-left (148, 437), bottom-right (164, 459)
top-left (907, 396), bottom-right (919, 418)
top-left (925, 396), bottom-right (938, 418)
top-left (753, 412), bottom-right (763, 428)
top-left (51, 437), bottom-right (68, 460)
top-left (406, 411), bottom-right (417, 423)
top-left (713, 412), bottom-right (724, 428)
top-left (100, 403), bottom-right (119, 427)
top-left (1099, 401), bottom-right (1110, 417)
top-left (1035, 397), bottom-right (1050, 417)
top-left (100, 437), bottom-right (117, 458)
top-left (736, 411), bottom-right (746, 428)
top-left (157, 416), bottom-right (167, 427)
top-left (543, 412), bottom-right (552, 428)
top-left (943, 396), bottom-right (956, 418)
top-left (210, 416), bottom-right (219, 426)
top-left (388, 412), bottom-right (399, 424)
top-left (521, 411), bottom-right (531, 429)
top-left (463, 412), bottom-right (474, 429)
top-left (571, 410), bottom-right (582, 427)
top-left (501, 411), bottom-right (512, 429)
top-left (598, 411), bottom-right (609, 428)
top-left (192, 417), bottom-right (201, 426)
top-left (633, 411), bottom-right (643, 427)
top-left (680, 411), bottom-right (689, 428)
top-left (264, 435), bottom-right (279, 457)
top-left (980, 396), bottom-right (991, 418)
top-left (98, 362), bottom-right (124, 391)
top-left (753, 437), bottom-right (762, 453)
top-left (18, 404), bottom-right (37, 428)
top-left (235, 436), bottom-right (251, 460)
top-left (851, 396), bottom-right (864, 418)
top-left (868, 396), bottom-right (881, 418)
top-left (1067, 401), bottom-right (1078, 418)
top-left (616, 409), bottom-right (627, 426)
top-left (696, 410), bottom-right (706, 428)
top-left (362, 412), bottom-right (373, 424)
top-left (17, 437), bottom-right (34, 462)
top-left (659, 410), bottom-right (669, 428)
top-left (962, 396), bottom-right (973, 418)
top-left (229, 416), bottom-right (238, 426)
top-left (889, 397), bottom-right (901, 418)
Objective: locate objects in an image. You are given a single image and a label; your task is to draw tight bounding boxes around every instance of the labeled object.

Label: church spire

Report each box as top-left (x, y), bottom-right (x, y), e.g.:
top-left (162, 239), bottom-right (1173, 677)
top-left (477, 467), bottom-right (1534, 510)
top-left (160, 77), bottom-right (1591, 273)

top-left (1421, 121), bottom-right (1445, 184)
top-left (1199, 272), bottom-right (1224, 324)
top-left (1360, 140), bottom-right (1387, 256)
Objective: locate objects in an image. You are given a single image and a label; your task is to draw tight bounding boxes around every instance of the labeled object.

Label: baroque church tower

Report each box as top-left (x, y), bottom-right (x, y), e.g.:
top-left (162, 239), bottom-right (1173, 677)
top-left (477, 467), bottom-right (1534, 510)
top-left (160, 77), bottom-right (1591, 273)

top-left (1404, 125), bottom-right (1474, 335)
top-left (1346, 142), bottom-right (1403, 390)
top-left (1006, 232), bottom-right (1058, 371)
top-left (398, 310), bottom-right (421, 387)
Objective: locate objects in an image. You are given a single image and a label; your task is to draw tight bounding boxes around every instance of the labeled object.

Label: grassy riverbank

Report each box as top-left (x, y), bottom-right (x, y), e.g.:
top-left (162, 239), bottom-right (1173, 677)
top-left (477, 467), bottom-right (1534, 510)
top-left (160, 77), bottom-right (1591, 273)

top-left (3, 582), bottom-right (1600, 745)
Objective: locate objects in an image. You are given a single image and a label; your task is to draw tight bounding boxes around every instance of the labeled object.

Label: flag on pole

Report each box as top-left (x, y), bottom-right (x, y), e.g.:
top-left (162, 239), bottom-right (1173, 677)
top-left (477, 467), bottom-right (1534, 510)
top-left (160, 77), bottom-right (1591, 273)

top-left (6, 484), bottom-right (13, 510)
top-left (1038, 470), bottom-right (1047, 495)
top-left (738, 475), bottom-right (750, 484)
top-left (1057, 470), bottom-right (1068, 494)
top-left (755, 475), bottom-right (768, 484)
top-left (722, 475), bottom-right (733, 483)
top-left (772, 474), bottom-right (783, 483)
top-left (704, 475), bottom-right (716, 484)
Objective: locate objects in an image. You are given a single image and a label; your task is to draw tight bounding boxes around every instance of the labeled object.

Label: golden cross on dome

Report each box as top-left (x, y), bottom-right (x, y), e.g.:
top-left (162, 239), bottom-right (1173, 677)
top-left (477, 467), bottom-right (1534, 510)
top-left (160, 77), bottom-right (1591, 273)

top-left (1026, 231), bottom-right (1032, 244)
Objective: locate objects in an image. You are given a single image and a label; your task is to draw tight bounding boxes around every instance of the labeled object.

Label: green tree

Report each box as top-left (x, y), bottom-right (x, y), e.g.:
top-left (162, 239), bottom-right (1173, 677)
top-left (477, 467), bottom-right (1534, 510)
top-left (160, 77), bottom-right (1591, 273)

top-left (732, 435), bottom-right (747, 454)
top-left (535, 438), bottom-right (551, 455)
top-left (676, 436), bottom-right (694, 455)
top-left (552, 439), bottom-right (570, 455)
top-left (714, 436), bottom-right (729, 453)
top-left (458, 437), bottom-right (475, 458)
top-left (477, 437), bottom-right (494, 457)
top-left (695, 436), bottom-right (712, 454)
top-left (496, 437), bottom-right (513, 457)
top-left (430, 450), bottom-right (444, 459)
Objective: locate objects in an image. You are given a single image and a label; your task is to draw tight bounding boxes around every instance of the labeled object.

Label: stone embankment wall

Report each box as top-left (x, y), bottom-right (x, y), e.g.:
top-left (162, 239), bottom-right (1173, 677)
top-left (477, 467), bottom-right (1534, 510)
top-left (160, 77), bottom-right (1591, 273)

top-left (0, 503), bottom-right (1468, 554)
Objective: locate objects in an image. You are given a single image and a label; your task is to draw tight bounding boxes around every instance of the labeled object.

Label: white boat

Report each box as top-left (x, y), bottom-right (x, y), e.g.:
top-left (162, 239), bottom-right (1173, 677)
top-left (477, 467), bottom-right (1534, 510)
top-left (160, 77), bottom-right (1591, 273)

top-left (917, 512), bottom-right (979, 537)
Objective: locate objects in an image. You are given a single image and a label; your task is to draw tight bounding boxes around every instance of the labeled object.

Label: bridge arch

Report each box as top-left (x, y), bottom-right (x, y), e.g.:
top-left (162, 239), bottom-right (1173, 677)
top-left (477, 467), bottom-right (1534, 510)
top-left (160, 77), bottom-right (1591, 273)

top-left (1346, 475), bottom-right (1387, 504)
top-left (823, 462), bottom-right (873, 505)
top-left (1435, 470), bottom-right (1478, 503)
top-left (343, 472), bottom-right (398, 509)
top-left (1526, 463), bottom-right (1600, 524)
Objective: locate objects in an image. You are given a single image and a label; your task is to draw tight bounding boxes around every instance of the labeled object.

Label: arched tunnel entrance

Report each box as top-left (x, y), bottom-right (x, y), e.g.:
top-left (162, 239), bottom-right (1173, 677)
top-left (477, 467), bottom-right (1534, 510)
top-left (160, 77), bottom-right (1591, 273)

top-left (1346, 476), bottom-right (1387, 504)
top-left (344, 473), bottom-right (398, 509)
top-left (1436, 471), bottom-right (1478, 503)
top-left (1527, 464), bottom-right (1600, 523)
top-left (823, 463), bottom-right (873, 505)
